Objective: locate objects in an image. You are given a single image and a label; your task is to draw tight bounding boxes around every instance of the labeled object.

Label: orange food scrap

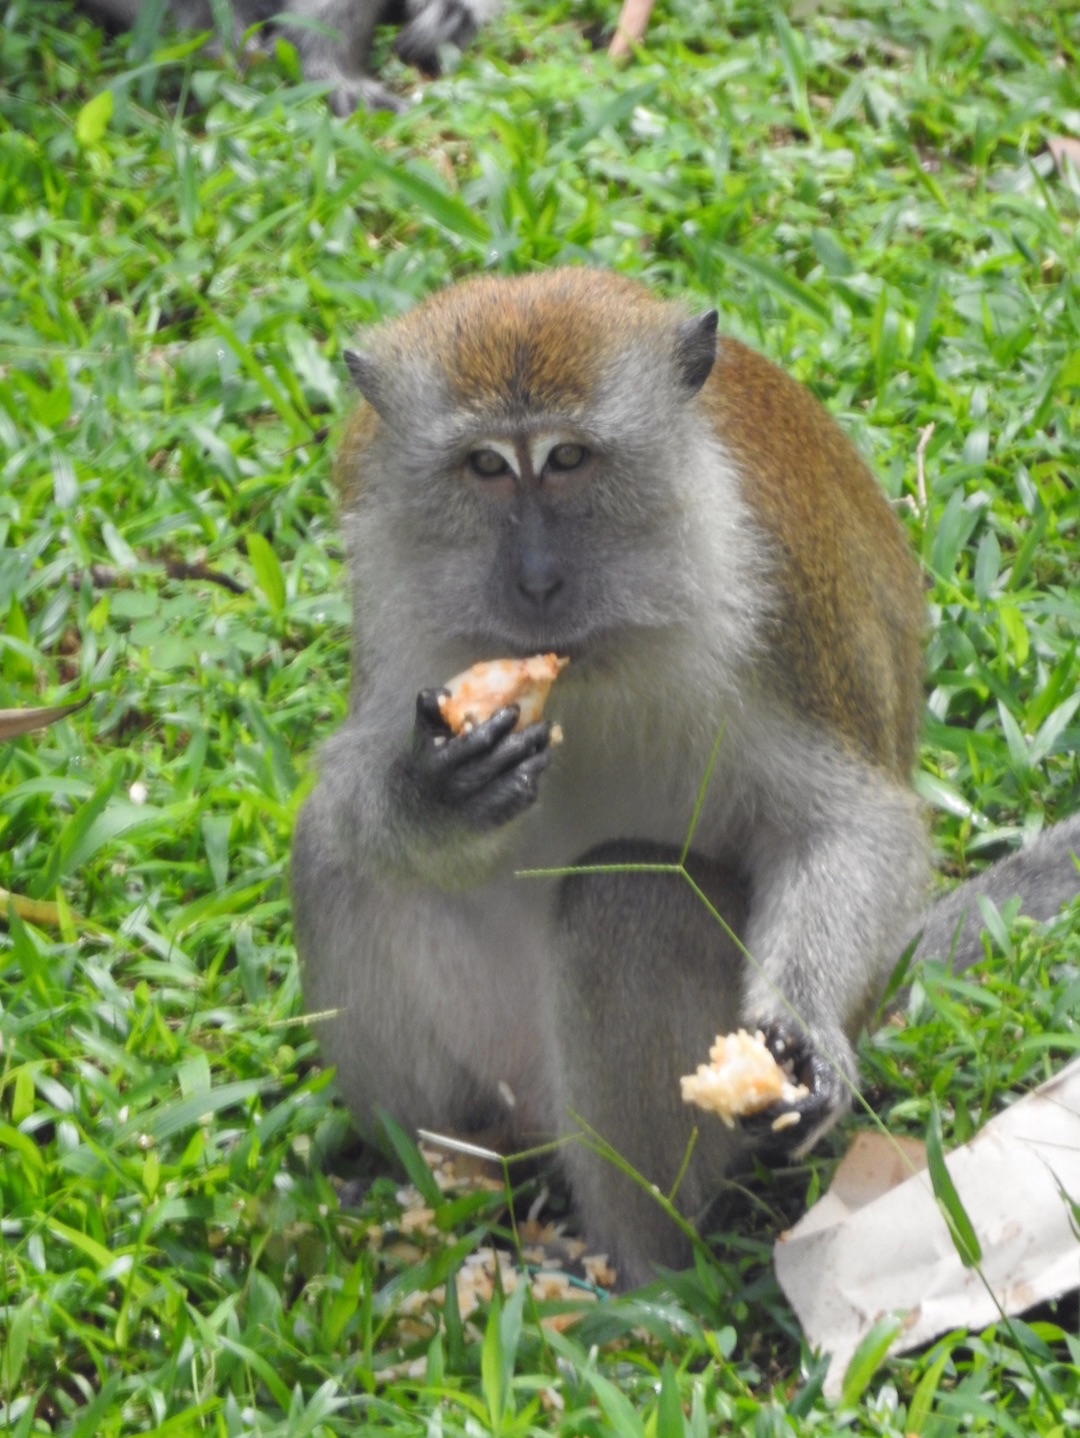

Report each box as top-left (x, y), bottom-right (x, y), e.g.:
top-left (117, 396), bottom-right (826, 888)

top-left (680, 1029), bottom-right (809, 1128)
top-left (438, 654), bottom-right (569, 734)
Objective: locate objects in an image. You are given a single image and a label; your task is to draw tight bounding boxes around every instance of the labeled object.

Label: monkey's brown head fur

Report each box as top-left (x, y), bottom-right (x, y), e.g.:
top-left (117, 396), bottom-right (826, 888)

top-left (340, 270), bottom-right (716, 453)
top-left (372, 270), bottom-right (713, 416)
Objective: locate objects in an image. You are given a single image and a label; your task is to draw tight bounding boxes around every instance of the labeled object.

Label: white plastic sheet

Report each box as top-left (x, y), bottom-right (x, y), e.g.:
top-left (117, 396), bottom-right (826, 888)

top-left (775, 1057), bottom-right (1080, 1395)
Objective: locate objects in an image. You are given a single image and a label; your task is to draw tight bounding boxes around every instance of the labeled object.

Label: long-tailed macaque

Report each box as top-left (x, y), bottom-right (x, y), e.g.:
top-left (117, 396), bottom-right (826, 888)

top-left (82, 0), bottom-right (500, 112)
top-left (292, 270), bottom-right (1080, 1285)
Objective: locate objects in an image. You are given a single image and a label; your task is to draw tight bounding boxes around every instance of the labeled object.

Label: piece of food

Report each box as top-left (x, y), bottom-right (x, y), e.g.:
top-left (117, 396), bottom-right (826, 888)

top-left (438, 654), bottom-right (569, 734)
top-left (680, 1028), bottom-right (809, 1129)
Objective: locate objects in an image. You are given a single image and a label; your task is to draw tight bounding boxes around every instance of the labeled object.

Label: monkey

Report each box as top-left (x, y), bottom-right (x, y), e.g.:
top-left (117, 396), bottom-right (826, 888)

top-left (80, 0), bottom-right (500, 113)
top-left (291, 269), bottom-right (1080, 1287)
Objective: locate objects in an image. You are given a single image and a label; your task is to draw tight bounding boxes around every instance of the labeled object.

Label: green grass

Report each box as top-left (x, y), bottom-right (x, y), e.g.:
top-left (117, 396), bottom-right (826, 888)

top-left (2, 0), bottom-right (1080, 1431)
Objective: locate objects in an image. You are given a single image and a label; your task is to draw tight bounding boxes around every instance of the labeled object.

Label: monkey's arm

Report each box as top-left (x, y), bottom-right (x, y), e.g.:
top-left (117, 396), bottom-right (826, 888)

top-left (291, 0), bottom-right (502, 110)
top-left (738, 758), bottom-right (927, 1146)
top-left (743, 810), bottom-right (1080, 1151)
top-left (314, 689), bottom-right (551, 889)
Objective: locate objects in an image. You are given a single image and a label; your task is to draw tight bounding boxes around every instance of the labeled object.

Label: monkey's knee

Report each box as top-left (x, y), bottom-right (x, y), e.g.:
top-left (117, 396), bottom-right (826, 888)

top-left (557, 840), bottom-right (748, 991)
top-left (554, 839), bottom-right (748, 1098)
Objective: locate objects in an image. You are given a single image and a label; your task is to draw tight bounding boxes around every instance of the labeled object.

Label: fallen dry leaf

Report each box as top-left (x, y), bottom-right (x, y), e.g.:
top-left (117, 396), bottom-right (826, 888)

top-left (0, 696), bottom-right (90, 741)
top-left (609, 0), bottom-right (657, 59)
top-left (1047, 134), bottom-right (1080, 176)
top-left (776, 1059), bottom-right (1080, 1397)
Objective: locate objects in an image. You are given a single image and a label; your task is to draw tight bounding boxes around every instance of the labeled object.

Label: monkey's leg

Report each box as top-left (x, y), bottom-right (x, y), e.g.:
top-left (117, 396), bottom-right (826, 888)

top-left (281, 0), bottom-right (405, 114)
top-left (293, 792), bottom-right (557, 1145)
top-left (551, 841), bottom-right (750, 1288)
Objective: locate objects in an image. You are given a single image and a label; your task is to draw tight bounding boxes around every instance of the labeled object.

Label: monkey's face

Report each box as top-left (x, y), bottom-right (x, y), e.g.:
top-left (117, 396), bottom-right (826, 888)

top-left (352, 403), bottom-right (706, 660)
top-left (457, 431), bottom-right (592, 638)
top-left (342, 271), bottom-right (724, 659)
top-left (444, 424), bottom-right (687, 654)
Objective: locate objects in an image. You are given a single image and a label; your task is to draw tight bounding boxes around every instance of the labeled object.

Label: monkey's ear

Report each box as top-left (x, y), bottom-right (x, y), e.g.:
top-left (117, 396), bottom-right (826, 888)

top-left (674, 310), bottom-right (719, 394)
top-left (344, 349), bottom-right (382, 410)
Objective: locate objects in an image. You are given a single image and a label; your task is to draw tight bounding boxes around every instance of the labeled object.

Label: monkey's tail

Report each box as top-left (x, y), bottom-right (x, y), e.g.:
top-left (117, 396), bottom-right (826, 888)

top-left (908, 813), bottom-right (1080, 971)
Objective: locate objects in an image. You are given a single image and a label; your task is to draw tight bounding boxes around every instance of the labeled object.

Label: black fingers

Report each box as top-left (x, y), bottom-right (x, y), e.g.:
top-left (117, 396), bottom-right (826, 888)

top-left (416, 687), bottom-right (454, 737)
top-left (740, 1020), bottom-right (847, 1155)
top-left (466, 741), bottom-right (552, 826)
top-left (436, 715), bottom-right (550, 804)
top-left (411, 694), bottom-right (553, 829)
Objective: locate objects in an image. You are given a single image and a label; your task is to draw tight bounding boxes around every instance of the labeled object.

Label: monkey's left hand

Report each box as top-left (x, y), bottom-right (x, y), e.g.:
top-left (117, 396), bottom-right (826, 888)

top-left (740, 1021), bottom-right (850, 1156)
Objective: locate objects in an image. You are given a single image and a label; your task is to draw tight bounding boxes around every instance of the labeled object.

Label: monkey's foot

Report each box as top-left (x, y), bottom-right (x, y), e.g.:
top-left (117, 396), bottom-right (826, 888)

top-left (326, 75), bottom-right (409, 115)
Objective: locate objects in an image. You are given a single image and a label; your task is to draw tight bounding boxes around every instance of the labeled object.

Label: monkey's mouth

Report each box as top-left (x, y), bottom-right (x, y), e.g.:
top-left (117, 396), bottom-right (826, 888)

top-left (459, 622), bottom-right (635, 673)
top-left (452, 626), bottom-right (592, 668)
top-left (500, 641), bottom-right (587, 668)
top-left (457, 603), bottom-right (678, 666)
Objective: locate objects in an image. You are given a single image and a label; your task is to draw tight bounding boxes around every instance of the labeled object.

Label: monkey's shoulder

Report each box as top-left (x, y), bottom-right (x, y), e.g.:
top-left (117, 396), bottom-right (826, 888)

top-left (703, 338), bottom-right (924, 777)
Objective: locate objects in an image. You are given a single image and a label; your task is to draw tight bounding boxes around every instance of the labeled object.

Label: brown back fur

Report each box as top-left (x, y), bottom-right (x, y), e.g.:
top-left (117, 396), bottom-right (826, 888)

top-left (702, 339), bottom-right (924, 777)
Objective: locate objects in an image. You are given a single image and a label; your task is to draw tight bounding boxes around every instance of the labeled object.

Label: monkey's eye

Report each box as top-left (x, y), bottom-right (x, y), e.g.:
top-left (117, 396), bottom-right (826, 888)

top-left (547, 442), bottom-right (588, 472)
top-left (468, 449), bottom-right (511, 479)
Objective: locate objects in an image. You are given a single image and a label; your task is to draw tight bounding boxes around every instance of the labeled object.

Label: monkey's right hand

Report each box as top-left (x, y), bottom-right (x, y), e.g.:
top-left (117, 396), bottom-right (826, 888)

top-left (408, 688), bottom-right (552, 828)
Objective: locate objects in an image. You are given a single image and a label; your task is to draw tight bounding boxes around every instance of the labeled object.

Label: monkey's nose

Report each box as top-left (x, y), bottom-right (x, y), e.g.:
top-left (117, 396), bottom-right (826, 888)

top-left (517, 543), bottom-right (565, 610)
top-left (518, 575), bottom-right (565, 611)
